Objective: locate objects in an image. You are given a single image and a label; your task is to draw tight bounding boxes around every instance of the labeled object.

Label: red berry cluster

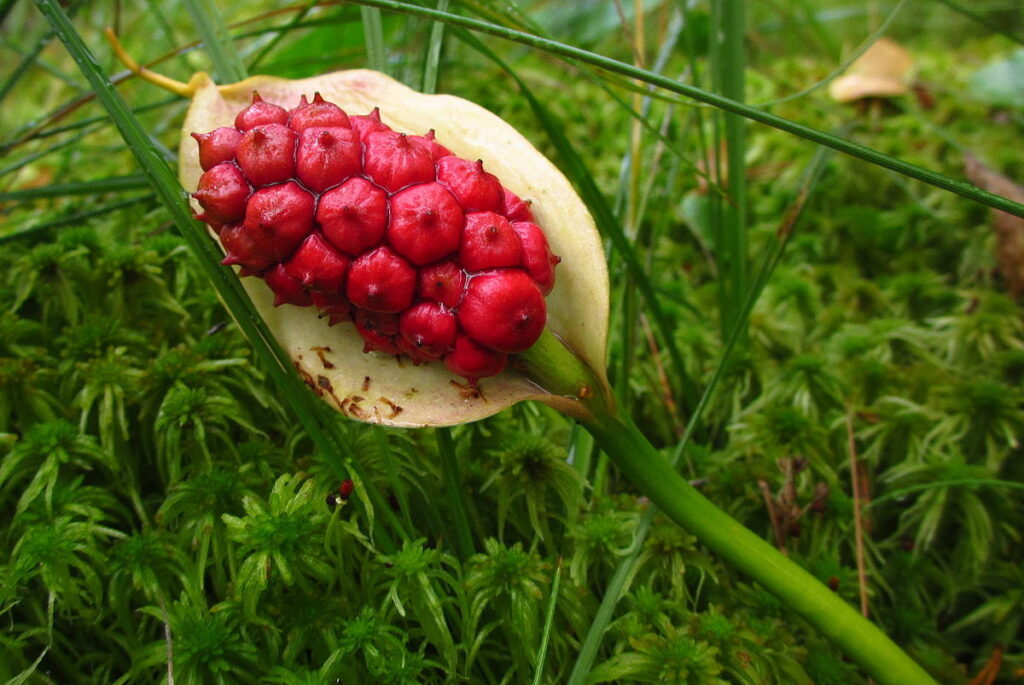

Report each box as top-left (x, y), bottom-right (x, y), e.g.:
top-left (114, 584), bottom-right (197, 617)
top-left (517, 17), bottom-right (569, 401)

top-left (191, 92), bottom-right (560, 383)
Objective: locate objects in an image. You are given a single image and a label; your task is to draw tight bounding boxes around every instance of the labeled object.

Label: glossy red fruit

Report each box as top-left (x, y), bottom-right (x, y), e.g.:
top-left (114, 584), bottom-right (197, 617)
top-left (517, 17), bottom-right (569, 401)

top-left (459, 212), bottom-right (522, 271)
top-left (458, 270), bottom-right (545, 352)
top-left (502, 188), bottom-right (535, 223)
top-left (219, 222), bottom-right (276, 273)
top-left (284, 233), bottom-right (350, 293)
top-left (192, 127), bottom-right (242, 171)
top-left (242, 181), bottom-right (315, 262)
top-left (388, 182), bottom-right (464, 265)
top-left (362, 130), bottom-right (434, 192)
top-left (191, 93), bottom-right (562, 385)
top-left (398, 302), bottom-right (457, 360)
top-left (193, 163), bottom-right (249, 224)
top-left (353, 310), bottom-right (402, 354)
top-left (295, 127), bottom-right (361, 193)
top-left (346, 247), bottom-right (417, 313)
top-left (348, 106), bottom-right (389, 140)
top-left (264, 263), bottom-right (312, 306)
top-left (288, 92), bottom-right (351, 131)
top-left (236, 124), bottom-right (296, 187)
top-left (417, 260), bottom-right (466, 308)
top-left (445, 334), bottom-right (507, 382)
top-left (512, 221), bottom-right (560, 295)
top-left (409, 129), bottom-right (452, 161)
top-left (436, 157), bottom-right (503, 212)
top-left (235, 92), bottom-right (289, 131)
top-left (317, 177), bottom-right (388, 256)
top-left (354, 319), bottom-right (402, 354)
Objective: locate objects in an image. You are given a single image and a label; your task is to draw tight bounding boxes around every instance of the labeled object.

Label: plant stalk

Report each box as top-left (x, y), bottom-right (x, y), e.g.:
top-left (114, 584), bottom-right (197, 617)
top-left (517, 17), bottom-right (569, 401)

top-left (519, 335), bottom-right (934, 685)
top-left (581, 409), bottom-right (934, 685)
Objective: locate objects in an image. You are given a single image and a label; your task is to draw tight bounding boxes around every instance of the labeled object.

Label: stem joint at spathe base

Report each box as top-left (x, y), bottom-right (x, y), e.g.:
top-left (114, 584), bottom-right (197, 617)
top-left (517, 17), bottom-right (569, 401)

top-left (515, 327), bottom-right (617, 423)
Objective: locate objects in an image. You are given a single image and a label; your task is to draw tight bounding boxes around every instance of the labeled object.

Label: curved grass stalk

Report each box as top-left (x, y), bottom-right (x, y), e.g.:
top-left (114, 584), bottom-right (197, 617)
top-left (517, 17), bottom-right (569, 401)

top-left (347, 0), bottom-right (1024, 220)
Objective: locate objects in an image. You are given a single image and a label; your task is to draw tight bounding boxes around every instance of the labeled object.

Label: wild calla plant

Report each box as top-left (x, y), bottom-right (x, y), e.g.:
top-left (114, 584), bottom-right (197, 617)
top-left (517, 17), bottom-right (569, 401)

top-left (56, 20), bottom-right (940, 683)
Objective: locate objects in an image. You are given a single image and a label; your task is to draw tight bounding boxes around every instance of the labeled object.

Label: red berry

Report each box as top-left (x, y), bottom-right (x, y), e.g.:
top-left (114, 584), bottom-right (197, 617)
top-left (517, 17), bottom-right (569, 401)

top-left (295, 127), bottom-right (361, 193)
top-left (219, 222), bottom-right (277, 273)
top-left (242, 181), bottom-right (315, 263)
top-left (417, 260), bottom-right (466, 308)
top-left (346, 247), bottom-right (417, 313)
top-left (444, 334), bottom-right (507, 382)
top-left (502, 188), bottom-right (535, 223)
top-left (353, 310), bottom-right (402, 354)
top-left (339, 478), bottom-right (354, 500)
top-left (192, 127), bottom-right (242, 171)
top-left (349, 107), bottom-right (389, 140)
top-left (409, 129), bottom-right (452, 161)
top-left (458, 270), bottom-right (545, 353)
top-left (236, 124), bottom-right (296, 187)
top-left (354, 309), bottom-right (400, 335)
top-left (362, 130), bottom-right (434, 192)
top-left (264, 263), bottom-right (312, 306)
top-left (387, 182), bottom-right (464, 265)
top-left (398, 302), bottom-right (457, 360)
top-left (289, 92), bottom-right (351, 131)
top-left (235, 92), bottom-right (289, 131)
top-left (459, 212), bottom-right (522, 271)
top-left (317, 177), bottom-right (388, 256)
top-left (192, 94), bottom-right (563, 385)
top-left (284, 233), bottom-right (350, 293)
top-left (193, 163), bottom-right (249, 224)
top-left (354, 320), bottom-right (402, 354)
top-left (512, 221), bottom-right (560, 295)
top-left (436, 157), bottom-right (503, 212)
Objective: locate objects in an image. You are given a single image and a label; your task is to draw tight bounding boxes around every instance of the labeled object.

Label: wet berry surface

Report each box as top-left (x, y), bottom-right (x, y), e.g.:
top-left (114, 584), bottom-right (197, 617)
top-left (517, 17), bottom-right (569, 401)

top-left (193, 92), bottom-right (561, 383)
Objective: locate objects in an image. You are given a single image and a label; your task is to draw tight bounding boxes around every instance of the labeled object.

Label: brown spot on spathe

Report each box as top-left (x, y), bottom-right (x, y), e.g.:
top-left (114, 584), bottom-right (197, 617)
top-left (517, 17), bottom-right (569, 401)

top-left (312, 346), bottom-right (335, 369)
top-left (362, 376), bottom-right (371, 392)
top-left (379, 397), bottom-right (403, 419)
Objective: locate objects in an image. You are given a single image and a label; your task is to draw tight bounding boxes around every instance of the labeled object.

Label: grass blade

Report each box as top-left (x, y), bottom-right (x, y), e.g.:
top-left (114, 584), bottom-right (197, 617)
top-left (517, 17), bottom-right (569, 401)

top-left (421, 0), bottom-right (449, 94)
top-left (361, 6), bottom-right (387, 72)
top-left (0, 174), bottom-right (148, 201)
top-left (531, 557), bottom-right (562, 685)
top-left (347, 0), bottom-right (1024, 219)
top-left (436, 427), bottom-right (475, 558)
top-left (182, 0), bottom-right (248, 83)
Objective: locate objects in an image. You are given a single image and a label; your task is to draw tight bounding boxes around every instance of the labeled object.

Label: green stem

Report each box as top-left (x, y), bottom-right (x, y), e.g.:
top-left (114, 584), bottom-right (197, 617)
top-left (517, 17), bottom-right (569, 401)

top-left (517, 335), bottom-right (934, 685)
top-left (581, 410), bottom-right (934, 685)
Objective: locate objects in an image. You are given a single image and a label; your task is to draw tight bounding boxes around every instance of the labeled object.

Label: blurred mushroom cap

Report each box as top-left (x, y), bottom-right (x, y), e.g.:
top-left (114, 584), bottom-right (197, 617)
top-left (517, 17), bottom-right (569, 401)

top-left (829, 38), bottom-right (914, 103)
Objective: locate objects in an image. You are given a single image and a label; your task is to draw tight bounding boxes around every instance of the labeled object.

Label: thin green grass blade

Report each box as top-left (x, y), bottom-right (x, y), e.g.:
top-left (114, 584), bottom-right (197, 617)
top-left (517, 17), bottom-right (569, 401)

top-left (436, 427), bottom-right (475, 558)
top-left (568, 144), bottom-right (835, 684)
top-left (347, 0), bottom-right (1024, 219)
top-left (755, 0), bottom-right (910, 108)
top-left (0, 4), bottom-right (75, 105)
top-left (870, 478), bottom-right (1024, 507)
top-left (710, 0), bottom-right (749, 341)
top-left (531, 557), bottom-right (562, 685)
top-left (246, 0), bottom-right (317, 72)
top-left (33, 0), bottom-right (411, 553)
top-left (421, 0), bottom-right (449, 94)
top-left (361, 6), bottom-right (387, 72)
top-left (931, 0), bottom-right (1024, 47)
top-left (0, 174), bottom-right (149, 201)
top-left (0, 194), bottom-right (154, 244)
top-left (182, 0), bottom-right (248, 83)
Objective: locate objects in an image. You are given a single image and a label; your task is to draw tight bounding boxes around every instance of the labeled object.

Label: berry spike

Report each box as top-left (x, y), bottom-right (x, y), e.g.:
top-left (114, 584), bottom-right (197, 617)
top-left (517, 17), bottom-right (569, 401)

top-left (189, 93), bottom-right (561, 385)
top-left (235, 92), bottom-right (289, 131)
